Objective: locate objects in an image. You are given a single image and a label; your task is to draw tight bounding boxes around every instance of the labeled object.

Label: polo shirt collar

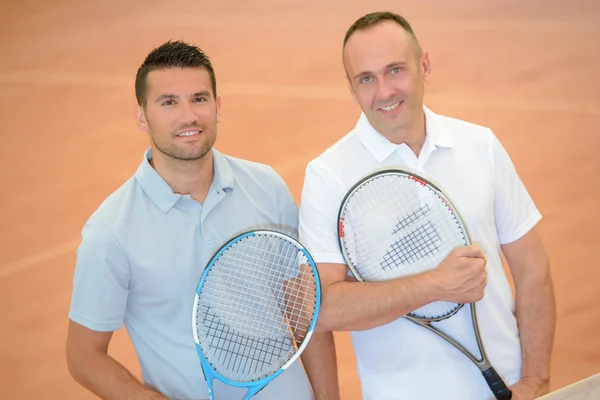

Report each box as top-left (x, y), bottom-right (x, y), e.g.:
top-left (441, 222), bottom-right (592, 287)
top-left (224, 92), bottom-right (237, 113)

top-left (134, 147), bottom-right (234, 213)
top-left (356, 105), bottom-right (454, 163)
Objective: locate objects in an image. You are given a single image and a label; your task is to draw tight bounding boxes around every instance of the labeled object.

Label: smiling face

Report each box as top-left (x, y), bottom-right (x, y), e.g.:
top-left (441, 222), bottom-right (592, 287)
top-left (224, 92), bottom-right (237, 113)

top-left (343, 21), bottom-right (431, 139)
top-left (134, 67), bottom-right (221, 162)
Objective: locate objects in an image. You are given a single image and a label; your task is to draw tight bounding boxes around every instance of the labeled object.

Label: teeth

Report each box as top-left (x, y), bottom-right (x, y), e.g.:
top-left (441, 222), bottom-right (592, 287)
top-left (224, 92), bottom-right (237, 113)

top-left (178, 131), bottom-right (199, 137)
top-left (381, 102), bottom-right (400, 111)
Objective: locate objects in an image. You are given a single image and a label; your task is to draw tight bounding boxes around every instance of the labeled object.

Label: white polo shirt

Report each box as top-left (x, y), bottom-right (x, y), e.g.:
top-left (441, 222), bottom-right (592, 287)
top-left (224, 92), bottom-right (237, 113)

top-left (298, 106), bottom-right (541, 400)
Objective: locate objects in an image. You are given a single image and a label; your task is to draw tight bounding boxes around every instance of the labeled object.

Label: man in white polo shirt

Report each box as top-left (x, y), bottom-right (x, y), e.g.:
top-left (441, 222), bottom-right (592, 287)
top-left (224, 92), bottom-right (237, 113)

top-left (66, 40), bottom-right (339, 400)
top-left (298, 11), bottom-right (556, 400)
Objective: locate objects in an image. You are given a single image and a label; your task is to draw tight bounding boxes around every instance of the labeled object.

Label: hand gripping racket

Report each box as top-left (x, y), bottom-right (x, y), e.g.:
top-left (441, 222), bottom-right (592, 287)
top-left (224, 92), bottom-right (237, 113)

top-left (192, 229), bottom-right (321, 399)
top-left (337, 168), bottom-right (512, 400)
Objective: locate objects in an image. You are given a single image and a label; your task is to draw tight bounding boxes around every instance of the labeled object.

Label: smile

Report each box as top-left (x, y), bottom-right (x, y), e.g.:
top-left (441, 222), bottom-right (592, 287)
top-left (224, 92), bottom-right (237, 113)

top-left (380, 102), bottom-right (400, 111)
top-left (177, 130), bottom-right (201, 137)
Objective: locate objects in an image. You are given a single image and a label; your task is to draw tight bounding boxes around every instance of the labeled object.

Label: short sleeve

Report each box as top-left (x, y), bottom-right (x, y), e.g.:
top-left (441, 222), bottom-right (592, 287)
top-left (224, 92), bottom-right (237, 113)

top-left (68, 216), bottom-right (130, 332)
top-left (490, 132), bottom-right (542, 244)
top-left (298, 162), bottom-right (346, 263)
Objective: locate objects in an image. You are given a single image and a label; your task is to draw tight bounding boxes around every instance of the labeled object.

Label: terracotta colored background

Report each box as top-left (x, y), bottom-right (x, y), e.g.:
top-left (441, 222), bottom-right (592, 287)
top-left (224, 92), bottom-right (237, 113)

top-left (1, 1), bottom-right (598, 398)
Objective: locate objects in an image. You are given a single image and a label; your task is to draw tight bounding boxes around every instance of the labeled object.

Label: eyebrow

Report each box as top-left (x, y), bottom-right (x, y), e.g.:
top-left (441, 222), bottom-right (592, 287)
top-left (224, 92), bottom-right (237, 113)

top-left (352, 61), bottom-right (409, 81)
top-left (155, 90), bottom-right (212, 103)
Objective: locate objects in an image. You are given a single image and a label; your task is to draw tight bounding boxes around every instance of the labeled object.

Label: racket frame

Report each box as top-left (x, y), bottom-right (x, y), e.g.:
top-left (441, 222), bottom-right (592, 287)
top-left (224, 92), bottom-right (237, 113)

top-left (336, 168), bottom-right (512, 400)
top-left (338, 167), bottom-right (469, 321)
top-left (192, 230), bottom-right (321, 399)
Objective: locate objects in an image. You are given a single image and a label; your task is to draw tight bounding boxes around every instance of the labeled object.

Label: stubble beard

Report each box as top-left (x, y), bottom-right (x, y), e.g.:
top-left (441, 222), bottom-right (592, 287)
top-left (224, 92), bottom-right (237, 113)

top-left (150, 125), bottom-right (217, 163)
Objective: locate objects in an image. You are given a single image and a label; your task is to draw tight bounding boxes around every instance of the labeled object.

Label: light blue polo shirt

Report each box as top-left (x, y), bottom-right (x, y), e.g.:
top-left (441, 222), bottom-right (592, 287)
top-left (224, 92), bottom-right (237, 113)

top-left (69, 148), bottom-right (313, 400)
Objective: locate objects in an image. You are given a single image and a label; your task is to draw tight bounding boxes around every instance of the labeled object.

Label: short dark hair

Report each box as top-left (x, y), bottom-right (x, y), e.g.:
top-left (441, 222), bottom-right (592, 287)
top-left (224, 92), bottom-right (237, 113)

top-left (135, 40), bottom-right (217, 106)
top-left (343, 11), bottom-right (421, 51)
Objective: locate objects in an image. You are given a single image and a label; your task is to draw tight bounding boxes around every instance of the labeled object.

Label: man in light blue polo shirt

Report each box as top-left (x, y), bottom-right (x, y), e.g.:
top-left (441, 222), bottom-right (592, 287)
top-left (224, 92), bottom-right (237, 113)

top-left (66, 40), bottom-right (339, 400)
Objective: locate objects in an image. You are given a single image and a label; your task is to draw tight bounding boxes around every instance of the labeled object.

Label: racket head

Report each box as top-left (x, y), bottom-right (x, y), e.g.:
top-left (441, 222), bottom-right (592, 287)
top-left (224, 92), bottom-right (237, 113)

top-left (337, 168), bottom-right (471, 321)
top-left (192, 229), bottom-right (321, 395)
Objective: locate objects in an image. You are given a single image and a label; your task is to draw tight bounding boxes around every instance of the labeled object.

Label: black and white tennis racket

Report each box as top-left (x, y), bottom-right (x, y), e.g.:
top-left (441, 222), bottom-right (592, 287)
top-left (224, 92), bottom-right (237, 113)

top-left (337, 168), bottom-right (512, 400)
top-left (192, 229), bottom-right (321, 400)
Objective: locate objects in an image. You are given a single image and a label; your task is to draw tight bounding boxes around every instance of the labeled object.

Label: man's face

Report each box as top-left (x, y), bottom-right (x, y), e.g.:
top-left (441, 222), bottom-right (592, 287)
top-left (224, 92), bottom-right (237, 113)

top-left (135, 67), bottom-right (221, 162)
top-left (343, 21), bottom-right (430, 137)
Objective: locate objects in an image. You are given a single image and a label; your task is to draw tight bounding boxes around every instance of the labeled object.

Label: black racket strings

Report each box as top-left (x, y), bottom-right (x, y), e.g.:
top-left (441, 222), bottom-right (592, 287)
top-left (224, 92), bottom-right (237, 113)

top-left (341, 173), bottom-right (468, 319)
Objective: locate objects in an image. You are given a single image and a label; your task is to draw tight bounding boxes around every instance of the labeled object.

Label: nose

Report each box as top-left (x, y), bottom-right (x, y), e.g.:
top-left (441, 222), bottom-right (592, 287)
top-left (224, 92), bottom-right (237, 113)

top-left (377, 77), bottom-right (395, 101)
top-left (179, 101), bottom-right (200, 125)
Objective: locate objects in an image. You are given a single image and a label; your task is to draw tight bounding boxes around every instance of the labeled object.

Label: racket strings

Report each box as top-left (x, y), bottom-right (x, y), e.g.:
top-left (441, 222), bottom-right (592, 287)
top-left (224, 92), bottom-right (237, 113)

top-left (340, 173), bottom-right (468, 319)
top-left (382, 221), bottom-right (441, 269)
top-left (392, 203), bottom-right (431, 233)
top-left (202, 305), bottom-right (294, 376)
top-left (195, 233), bottom-right (318, 382)
top-left (206, 239), bottom-right (315, 336)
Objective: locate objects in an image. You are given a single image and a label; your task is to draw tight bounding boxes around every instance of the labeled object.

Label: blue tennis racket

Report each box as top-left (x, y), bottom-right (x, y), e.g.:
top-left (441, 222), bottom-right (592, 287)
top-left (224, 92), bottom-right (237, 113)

top-left (192, 230), bottom-right (321, 399)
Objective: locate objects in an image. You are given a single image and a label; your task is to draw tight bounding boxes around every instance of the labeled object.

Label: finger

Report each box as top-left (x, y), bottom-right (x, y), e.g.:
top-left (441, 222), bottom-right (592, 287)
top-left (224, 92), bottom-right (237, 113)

top-left (455, 244), bottom-right (486, 259)
top-left (470, 242), bottom-right (488, 259)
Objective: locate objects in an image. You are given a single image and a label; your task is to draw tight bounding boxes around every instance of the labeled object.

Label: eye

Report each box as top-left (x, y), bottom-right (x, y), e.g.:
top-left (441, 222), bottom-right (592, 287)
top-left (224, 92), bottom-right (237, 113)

top-left (390, 67), bottom-right (401, 75)
top-left (161, 100), bottom-right (176, 106)
top-left (193, 96), bottom-right (208, 103)
top-left (360, 76), bottom-right (373, 84)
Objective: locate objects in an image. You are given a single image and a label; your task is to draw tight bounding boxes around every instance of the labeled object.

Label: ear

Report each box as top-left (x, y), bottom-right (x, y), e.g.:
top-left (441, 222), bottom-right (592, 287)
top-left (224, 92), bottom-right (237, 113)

top-left (133, 105), bottom-right (149, 132)
top-left (215, 95), bottom-right (222, 123)
top-left (343, 55), bottom-right (359, 105)
top-left (421, 51), bottom-right (432, 83)
top-left (346, 76), bottom-right (359, 105)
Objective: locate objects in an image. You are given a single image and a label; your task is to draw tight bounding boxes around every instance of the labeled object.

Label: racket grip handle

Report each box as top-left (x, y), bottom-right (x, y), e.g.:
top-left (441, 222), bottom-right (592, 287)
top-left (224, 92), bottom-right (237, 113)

top-left (482, 367), bottom-right (512, 400)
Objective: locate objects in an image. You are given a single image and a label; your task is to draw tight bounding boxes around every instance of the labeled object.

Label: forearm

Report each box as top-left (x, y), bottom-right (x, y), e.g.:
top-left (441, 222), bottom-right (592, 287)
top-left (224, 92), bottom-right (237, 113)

top-left (317, 273), bottom-right (437, 331)
top-left (301, 331), bottom-right (340, 400)
top-left (68, 351), bottom-right (168, 400)
top-left (515, 270), bottom-right (556, 386)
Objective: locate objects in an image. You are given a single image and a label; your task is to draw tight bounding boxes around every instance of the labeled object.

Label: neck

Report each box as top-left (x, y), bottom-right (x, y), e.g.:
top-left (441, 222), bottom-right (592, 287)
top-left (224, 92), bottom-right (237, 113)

top-left (382, 110), bottom-right (427, 157)
top-left (150, 148), bottom-right (214, 204)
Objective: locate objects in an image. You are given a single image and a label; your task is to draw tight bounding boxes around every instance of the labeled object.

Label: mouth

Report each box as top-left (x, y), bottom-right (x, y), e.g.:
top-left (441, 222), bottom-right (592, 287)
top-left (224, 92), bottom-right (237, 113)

top-left (379, 101), bottom-right (402, 112)
top-left (176, 129), bottom-right (202, 138)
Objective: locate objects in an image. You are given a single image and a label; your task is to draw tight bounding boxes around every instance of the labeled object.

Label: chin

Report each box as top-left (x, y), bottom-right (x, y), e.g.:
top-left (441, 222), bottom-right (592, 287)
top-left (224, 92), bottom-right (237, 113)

top-left (182, 148), bottom-right (212, 161)
top-left (156, 144), bottom-right (213, 162)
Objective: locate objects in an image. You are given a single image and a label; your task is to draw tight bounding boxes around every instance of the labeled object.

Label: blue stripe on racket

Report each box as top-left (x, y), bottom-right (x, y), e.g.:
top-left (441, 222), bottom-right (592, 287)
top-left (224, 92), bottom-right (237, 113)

top-left (337, 168), bottom-right (512, 400)
top-left (192, 230), bottom-right (321, 400)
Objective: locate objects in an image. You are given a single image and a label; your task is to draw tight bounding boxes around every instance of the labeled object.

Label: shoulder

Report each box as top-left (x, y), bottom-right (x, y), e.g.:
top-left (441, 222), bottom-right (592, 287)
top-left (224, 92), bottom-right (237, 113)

top-left (217, 152), bottom-right (293, 203)
top-left (221, 153), bottom-right (274, 174)
top-left (73, 178), bottom-right (141, 269)
top-left (85, 176), bottom-right (141, 234)
top-left (427, 107), bottom-right (500, 158)
top-left (435, 111), bottom-right (495, 141)
top-left (220, 153), bottom-right (284, 184)
top-left (305, 128), bottom-right (363, 176)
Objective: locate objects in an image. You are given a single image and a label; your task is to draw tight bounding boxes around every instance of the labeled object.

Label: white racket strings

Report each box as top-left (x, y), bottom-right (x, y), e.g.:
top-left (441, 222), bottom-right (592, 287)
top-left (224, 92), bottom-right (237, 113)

top-left (195, 233), bottom-right (318, 382)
